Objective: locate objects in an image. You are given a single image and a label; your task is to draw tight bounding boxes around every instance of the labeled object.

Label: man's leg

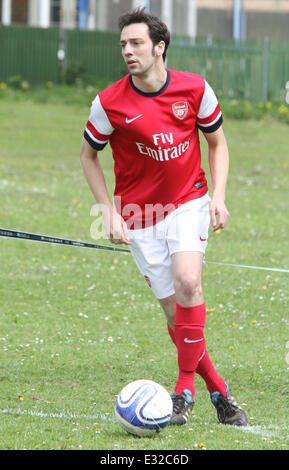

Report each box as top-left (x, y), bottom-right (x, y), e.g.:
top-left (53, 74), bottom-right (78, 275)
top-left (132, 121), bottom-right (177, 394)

top-left (159, 252), bottom-right (247, 426)
top-left (159, 294), bottom-right (176, 331)
top-left (160, 251), bottom-right (226, 398)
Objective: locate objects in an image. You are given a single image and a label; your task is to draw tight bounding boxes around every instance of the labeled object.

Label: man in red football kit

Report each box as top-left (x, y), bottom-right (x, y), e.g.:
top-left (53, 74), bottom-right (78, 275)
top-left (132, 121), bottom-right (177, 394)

top-left (80, 8), bottom-right (247, 426)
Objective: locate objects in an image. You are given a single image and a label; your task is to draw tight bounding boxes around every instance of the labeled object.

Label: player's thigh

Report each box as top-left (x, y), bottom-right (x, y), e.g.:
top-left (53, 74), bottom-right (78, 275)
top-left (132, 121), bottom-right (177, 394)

top-left (166, 194), bottom-right (211, 256)
top-left (171, 251), bottom-right (204, 289)
top-left (128, 226), bottom-right (175, 300)
top-left (166, 195), bottom-right (209, 290)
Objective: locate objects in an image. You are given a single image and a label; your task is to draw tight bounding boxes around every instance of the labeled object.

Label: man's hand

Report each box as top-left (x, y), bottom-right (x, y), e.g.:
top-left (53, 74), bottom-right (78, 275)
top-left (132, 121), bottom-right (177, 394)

top-left (209, 197), bottom-right (230, 231)
top-left (103, 209), bottom-right (131, 245)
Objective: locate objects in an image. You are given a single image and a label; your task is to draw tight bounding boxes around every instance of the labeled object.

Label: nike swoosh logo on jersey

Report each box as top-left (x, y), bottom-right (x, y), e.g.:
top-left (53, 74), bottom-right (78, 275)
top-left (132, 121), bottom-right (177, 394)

top-left (125, 114), bottom-right (143, 124)
top-left (184, 338), bottom-right (204, 343)
top-left (200, 237), bottom-right (207, 242)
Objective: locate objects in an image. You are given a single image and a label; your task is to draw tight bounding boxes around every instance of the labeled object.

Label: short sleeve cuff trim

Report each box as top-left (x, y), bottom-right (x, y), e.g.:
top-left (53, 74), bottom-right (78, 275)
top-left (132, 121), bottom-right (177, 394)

top-left (83, 130), bottom-right (108, 150)
top-left (197, 115), bottom-right (223, 133)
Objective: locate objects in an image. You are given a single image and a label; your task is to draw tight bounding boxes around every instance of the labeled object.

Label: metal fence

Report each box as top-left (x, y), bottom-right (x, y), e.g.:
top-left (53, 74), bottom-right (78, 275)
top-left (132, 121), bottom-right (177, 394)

top-left (0, 25), bottom-right (60, 85)
top-left (169, 37), bottom-right (289, 102)
top-left (65, 29), bottom-right (126, 83)
top-left (1, 25), bottom-right (289, 103)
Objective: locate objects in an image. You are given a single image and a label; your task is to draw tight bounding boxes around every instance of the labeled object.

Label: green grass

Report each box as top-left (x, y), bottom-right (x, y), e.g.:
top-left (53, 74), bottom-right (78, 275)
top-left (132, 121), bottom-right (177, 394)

top-left (0, 93), bottom-right (288, 451)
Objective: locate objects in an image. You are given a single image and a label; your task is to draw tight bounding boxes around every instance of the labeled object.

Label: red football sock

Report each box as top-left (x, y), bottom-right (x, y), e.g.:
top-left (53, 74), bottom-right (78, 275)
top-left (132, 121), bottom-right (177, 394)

top-left (196, 342), bottom-right (227, 396)
top-left (167, 323), bottom-right (176, 345)
top-left (168, 305), bottom-right (227, 397)
top-left (173, 303), bottom-right (206, 397)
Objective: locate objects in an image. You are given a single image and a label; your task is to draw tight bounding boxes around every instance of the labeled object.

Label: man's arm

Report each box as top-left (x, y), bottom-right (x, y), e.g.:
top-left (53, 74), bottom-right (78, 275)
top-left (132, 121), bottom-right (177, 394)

top-left (202, 126), bottom-right (230, 231)
top-left (80, 138), bottom-right (130, 244)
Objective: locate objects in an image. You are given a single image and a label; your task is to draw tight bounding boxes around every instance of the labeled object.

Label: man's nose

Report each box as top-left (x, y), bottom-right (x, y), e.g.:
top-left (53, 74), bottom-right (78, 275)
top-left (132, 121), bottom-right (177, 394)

top-left (123, 44), bottom-right (133, 56)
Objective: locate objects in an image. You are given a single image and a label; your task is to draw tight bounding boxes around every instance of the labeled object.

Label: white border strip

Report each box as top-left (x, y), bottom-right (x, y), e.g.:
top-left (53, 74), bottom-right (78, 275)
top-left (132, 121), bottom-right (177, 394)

top-left (0, 408), bottom-right (116, 423)
top-left (237, 424), bottom-right (289, 441)
top-left (2, 408), bottom-right (288, 443)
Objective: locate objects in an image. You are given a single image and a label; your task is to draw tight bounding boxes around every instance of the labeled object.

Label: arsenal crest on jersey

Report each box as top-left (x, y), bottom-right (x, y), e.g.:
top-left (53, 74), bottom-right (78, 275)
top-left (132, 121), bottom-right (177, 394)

top-left (172, 101), bottom-right (188, 120)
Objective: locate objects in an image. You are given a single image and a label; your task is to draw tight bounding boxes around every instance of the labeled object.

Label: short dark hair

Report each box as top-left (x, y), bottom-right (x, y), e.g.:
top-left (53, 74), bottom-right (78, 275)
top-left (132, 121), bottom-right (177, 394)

top-left (118, 7), bottom-right (170, 62)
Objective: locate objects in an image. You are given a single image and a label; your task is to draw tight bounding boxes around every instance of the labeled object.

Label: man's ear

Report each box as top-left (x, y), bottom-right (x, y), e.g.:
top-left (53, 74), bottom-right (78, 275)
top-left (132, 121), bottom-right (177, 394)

top-left (155, 40), bottom-right (166, 57)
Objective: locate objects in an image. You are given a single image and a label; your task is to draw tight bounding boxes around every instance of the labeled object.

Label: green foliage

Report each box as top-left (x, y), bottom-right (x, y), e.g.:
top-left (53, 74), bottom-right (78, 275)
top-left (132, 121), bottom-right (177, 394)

top-left (63, 61), bottom-right (97, 87)
top-left (1, 81), bottom-right (288, 125)
top-left (6, 74), bottom-right (22, 89)
top-left (221, 98), bottom-right (289, 125)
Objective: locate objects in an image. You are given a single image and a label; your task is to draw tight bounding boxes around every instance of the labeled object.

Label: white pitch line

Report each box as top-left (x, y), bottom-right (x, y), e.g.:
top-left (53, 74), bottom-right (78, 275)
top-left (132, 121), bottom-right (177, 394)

top-left (0, 408), bottom-right (116, 423)
top-left (2, 409), bottom-right (288, 443)
top-left (236, 424), bottom-right (289, 441)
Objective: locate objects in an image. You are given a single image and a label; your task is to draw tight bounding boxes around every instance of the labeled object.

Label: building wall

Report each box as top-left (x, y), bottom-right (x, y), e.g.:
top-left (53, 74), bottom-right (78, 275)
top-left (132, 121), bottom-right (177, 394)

top-left (106, 0), bottom-right (133, 31)
top-left (246, 10), bottom-right (289, 40)
top-left (197, 6), bottom-right (233, 38)
top-left (12, 0), bottom-right (28, 23)
top-left (196, 0), bottom-right (289, 39)
top-left (1, 0), bottom-right (289, 40)
top-left (172, 0), bottom-right (189, 36)
top-left (87, 0), bottom-right (289, 40)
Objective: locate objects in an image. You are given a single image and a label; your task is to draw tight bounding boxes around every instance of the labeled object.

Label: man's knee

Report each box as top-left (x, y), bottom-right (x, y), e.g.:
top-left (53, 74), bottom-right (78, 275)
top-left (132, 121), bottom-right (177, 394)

top-left (174, 271), bottom-right (203, 302)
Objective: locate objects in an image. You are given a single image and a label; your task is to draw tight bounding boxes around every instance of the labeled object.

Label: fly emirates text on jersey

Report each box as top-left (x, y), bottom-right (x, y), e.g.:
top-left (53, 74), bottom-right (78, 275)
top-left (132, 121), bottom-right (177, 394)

top-left (136, 133), bottom-right (191, 162)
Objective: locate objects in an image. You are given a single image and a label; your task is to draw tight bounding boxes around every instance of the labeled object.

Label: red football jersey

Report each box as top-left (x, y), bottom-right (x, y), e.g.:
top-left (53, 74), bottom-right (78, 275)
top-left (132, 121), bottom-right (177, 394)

top-left (84, 69), bottom-right (222, 228)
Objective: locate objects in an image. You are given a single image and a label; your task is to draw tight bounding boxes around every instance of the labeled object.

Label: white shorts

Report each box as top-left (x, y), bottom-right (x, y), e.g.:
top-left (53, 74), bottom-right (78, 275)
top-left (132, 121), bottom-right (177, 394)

top-left (128, 193), bottom-right (211, 300)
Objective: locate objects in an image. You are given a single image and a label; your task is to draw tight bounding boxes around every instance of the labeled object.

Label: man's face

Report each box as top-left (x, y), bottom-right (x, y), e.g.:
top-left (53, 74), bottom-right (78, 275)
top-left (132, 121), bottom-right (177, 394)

top-left (120, 23), bottom-right (162, 76)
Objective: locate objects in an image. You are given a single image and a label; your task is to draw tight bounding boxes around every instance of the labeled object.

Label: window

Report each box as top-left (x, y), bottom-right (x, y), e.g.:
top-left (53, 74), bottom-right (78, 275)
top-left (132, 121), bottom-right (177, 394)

top-left (51, 0), bottom-right (61, 25)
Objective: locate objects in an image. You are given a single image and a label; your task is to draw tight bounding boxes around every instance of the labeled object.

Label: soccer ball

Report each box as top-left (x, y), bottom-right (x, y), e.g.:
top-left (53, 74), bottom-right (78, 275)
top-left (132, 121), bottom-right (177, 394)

top-left (115, 379), bottom-right (173, 437)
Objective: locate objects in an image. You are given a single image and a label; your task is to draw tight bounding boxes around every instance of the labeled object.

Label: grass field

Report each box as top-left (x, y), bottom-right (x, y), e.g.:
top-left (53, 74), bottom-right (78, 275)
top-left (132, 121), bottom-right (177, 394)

top-left (0, 91), bottom-right (288, 451)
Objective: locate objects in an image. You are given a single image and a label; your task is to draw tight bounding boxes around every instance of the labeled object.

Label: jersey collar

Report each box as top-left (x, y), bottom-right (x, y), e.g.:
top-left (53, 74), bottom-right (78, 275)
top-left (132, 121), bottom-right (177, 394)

top-left (129, 70), bottom-right (170, 97)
